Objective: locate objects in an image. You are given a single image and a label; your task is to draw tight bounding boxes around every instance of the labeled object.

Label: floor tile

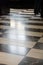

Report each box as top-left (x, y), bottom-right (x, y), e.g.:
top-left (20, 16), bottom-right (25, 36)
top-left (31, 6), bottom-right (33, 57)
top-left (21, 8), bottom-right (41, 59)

top-left (0, 44), bottom-right (30, 56)
top-left (0, 26), bottom-right (10, 29)
top-left (0, 28), bottom-right (40, 41)
top-left (25, 22), bottom-right (43, 26)
top-left (1, 33), bottom-right (40, 42)
top-left (0, 38), bottom-right (36, 48)
top-left (29, 16), bottom-right (43, 21)
top-left (27, 49), bottom-right (43, 59)
top-left (38, 37), bottom-right (43, 43)
top-left (33, 42), bottom-right (43, 50)
top-left (0, 23), bottom-right (10, 26)
top-left (0, 33), bottom-right (3, 35)
top-left (25, 36), bottom-right (40, 42)
top-left (0, 9), bottom-right (43, 65)
top-left (24, 31), bottom-right (43, 37)
top-left (25, 25), bottom-right (43, 30)
top-left (23, 20), bottom-right (43, 24)
top-left (0, 34), bottom-right (3, 37)
top-left (0, 52), bottom-right (24, 65)
top-left (0, 29), bottom-right (7, 32)
top-left (0, 64), bottom-right (6, 65)
top-left (18, 57), bottom-right (43, 65)
top-left (4, 29), bottom-right (43, 37)
top-left (25, 28), bottom-right (43, 32)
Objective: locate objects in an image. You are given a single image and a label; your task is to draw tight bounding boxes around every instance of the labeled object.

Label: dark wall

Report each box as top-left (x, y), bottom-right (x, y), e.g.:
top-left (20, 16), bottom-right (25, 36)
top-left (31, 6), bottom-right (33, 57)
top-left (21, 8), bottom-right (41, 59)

top-left (0, 0), bottom-right (34, 9)
top-left (10, 0), bottom-right (34, 9)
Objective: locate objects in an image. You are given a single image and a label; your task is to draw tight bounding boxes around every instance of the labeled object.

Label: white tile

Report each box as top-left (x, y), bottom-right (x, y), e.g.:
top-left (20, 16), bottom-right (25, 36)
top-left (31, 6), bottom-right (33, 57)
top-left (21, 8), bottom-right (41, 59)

top-left (38, 37), bottom-right (43, 43)
top-left (27, 49), bottom-right (43, 59)
top-left (26, 31), bottom-right (43, 37)
top-left (0, 26), bottom-right (10, 29)
top-left (0, 32), bottom-right (2, 35)
top-left (25, 25), bottom-right (43, 29)
top-left (4, 30), bottom-right (43, 37)
top-left (0, 52), bottom-right (24, 65)
top-left (0, 38), bottom-right (36, 48)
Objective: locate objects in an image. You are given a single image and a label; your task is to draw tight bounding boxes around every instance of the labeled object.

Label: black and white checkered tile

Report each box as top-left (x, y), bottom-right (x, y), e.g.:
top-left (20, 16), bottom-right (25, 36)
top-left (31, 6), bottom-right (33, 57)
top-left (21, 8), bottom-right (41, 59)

top-left (0, 9), bottom-right (43, 65)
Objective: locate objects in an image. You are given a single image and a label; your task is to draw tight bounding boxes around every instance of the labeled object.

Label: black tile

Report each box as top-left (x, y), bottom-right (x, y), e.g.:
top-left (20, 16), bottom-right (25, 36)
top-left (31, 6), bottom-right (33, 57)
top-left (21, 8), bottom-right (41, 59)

top-left (0, 29), bottom-right (7, 32)
top-left (11, 15), bottom-right (29, 18)
top-left (25, 28), bottom-right (43, 32)
top-left (2, 33), bottom-right (17, 39)
top-left (24, 23), bottom-right (43, 26)
top-left (0, 44), bottom-right (30, 56)
top-left (0, 34), bottom-right (3, 37)
top-left (0, 64), bottom-right (6, 65)
top-left (26, 36), bottom-right (40, 42)
top-left (21, 13), bottom-right (33, 15)
top-left (29, 19), bottom-right (42, 21)
top-left (2, 33), bottom-right (40, 42)
top-left (1, 16), bottom-right (10, 21)
top-left (18, 57), bottom-right (43, 65)
top-left (2, 28), bottom-right (40, 42)
top-left (0, 23), bottom-right (10, 26)
top-left (33, 42), bottom-right (43, 50)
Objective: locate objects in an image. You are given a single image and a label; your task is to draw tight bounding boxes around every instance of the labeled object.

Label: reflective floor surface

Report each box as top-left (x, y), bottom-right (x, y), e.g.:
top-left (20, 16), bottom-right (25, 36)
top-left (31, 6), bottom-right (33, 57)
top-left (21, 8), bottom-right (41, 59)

top-left (0, 9), bottom-right (43, 65)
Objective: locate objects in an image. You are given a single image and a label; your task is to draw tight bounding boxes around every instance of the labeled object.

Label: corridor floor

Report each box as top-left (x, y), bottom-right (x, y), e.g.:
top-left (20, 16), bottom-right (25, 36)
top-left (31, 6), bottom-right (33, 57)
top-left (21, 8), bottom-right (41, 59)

top-left (0, 9), bottom-right (43, 65)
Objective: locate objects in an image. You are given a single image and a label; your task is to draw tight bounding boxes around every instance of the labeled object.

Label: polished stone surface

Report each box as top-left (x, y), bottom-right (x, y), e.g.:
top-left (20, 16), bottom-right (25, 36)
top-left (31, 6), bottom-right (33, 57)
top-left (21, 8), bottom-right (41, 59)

top-left (25, 28), bottom-right (43, 32)
top-left (18, 57), bottom-right (43, 65)
top-left (0, 44), bottom-right (30, 56)
top-left (0, 9), bottom-right (43, 65)
top-left (0, 64), bottom-right (6, 65)
top-left (0, 22), bottom-right (10, 26)
top-left (0, 29), bottom-right (7, 32)
top-left (33, 42), bottom-right (43, 50)
top-left (24, 23), bottom-right (43, 26)
top-left (2, 33), bottom-right (40, 41)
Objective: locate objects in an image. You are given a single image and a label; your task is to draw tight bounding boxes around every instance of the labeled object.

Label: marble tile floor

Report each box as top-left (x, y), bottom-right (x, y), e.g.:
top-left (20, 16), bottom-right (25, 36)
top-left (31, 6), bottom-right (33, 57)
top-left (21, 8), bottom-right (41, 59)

top-left (0, 9), bottom-right (43, 65)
